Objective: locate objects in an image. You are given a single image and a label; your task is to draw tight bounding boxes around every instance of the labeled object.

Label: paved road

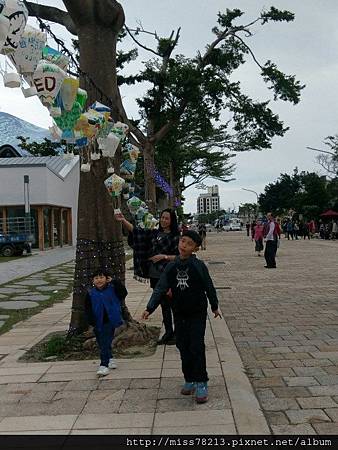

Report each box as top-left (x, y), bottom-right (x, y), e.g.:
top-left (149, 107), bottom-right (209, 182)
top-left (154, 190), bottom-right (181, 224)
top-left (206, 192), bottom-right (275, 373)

top-left (0, 247), bottom-right (75, 285)
top-left (206, 232), bottom-right (338, 434)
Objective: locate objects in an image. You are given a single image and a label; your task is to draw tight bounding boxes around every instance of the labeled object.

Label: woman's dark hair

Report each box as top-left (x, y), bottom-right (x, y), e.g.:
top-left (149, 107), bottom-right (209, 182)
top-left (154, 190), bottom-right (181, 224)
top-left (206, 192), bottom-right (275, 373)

top-left (158, 208), bottom-right (179, 235)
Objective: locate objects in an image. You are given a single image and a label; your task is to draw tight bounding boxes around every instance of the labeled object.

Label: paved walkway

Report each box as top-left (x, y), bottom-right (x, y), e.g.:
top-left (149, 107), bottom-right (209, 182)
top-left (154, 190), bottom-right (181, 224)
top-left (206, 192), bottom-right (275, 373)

top-left (0, 233), bottom-right (337, 435)
top-left (208, 232), bottom-right (338, 435)
top-left (0, 248), bottom-right (267, 435)
top-left (0, 247), bottom-right (75, 285)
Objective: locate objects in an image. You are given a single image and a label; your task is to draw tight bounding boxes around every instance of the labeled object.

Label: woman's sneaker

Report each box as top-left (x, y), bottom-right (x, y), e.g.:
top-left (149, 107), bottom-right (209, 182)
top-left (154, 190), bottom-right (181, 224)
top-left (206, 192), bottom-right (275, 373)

top-left (108, 358), bottom-right (117, 369)
top-left (181, 382), bottom-right (196, 395)
top-left (96, 365), bottom-right (109, 376)
top-left (195, 382), bottom-right (208, 403)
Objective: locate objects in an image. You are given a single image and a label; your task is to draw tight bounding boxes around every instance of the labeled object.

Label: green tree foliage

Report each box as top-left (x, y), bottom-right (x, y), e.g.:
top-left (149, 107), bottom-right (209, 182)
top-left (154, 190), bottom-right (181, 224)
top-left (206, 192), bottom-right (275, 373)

top-left (259, 169), bottom-right (332, 218)
top-left (120, 6), bottom-right (304, 203)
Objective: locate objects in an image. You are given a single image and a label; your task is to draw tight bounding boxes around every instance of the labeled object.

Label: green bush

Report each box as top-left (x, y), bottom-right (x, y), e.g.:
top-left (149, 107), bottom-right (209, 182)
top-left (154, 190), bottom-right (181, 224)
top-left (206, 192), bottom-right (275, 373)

top-left (43, 335), bottom-right (68, 357)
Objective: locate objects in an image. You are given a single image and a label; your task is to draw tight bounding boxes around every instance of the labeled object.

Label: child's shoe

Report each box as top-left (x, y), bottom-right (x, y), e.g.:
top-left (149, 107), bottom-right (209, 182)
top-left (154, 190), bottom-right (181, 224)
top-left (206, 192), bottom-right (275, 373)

top-left (108, 358), bottom-right (117, 369)
top-left (97, 365), bottom-right (109, 376)
top-left (181, 382), bottom-right (196, 395)
top-left (195, 382), bottom-right (208, 403)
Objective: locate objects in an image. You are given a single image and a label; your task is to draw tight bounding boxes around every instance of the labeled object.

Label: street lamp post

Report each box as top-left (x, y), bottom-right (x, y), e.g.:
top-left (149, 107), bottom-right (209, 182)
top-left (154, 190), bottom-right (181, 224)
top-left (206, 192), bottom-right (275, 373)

top-left (241, 188), bottom-right (259, 217)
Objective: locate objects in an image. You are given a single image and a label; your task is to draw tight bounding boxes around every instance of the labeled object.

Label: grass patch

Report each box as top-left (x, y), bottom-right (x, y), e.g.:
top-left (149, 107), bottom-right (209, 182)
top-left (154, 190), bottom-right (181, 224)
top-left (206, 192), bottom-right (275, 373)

top-left (0, 256), bottom-right (27, 263)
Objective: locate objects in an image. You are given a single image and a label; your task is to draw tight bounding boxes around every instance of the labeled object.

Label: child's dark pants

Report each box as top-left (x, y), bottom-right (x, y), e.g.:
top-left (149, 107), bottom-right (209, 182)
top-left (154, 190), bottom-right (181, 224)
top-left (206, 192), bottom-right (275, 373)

top-left (95, 323), bottom-right (115, 367)
top-left (174, 314), bottom-right (208, 382)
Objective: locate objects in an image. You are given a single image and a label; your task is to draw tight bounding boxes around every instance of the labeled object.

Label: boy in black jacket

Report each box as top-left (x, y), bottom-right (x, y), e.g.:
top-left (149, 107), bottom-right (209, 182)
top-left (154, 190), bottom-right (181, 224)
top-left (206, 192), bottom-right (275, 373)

top-left (142, 230), bottom-right (221, 403)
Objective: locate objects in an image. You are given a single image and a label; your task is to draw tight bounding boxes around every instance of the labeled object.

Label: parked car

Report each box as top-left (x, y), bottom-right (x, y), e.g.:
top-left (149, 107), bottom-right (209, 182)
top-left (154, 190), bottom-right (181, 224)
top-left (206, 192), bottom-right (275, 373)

top-left (0, 233), bottom-right (32, 257)
top-left (223, 219), bottom-right (242, 232)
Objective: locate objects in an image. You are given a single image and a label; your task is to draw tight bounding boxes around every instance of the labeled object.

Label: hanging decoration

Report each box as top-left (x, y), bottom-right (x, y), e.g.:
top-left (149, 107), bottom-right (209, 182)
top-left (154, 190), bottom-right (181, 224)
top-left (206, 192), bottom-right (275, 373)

top-left (60, 77), bottom-right (79, 111)
top-left (0, 8), bottom-right (10, 53)
top-left (0, 0), bottom-right (28, 54)
top-left (42, 45), bottom-right (69, 71)
top-left (8, 25), bottom-right (46, 80)
top-left (104, 173), bottom-right (125, 197)
top-left (33, 60), bottom-right (66, 106)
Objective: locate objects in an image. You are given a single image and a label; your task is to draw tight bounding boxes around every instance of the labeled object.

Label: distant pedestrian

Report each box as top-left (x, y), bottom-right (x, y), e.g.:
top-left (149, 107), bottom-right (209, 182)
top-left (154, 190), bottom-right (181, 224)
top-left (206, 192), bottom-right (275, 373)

top-left (303, 222), bottom-right (310, 240)
top-left (263, 212), bottom-right (278, 269)
top-left (246, 222), bottom-right (250, 237)
top-left (293, 222), bottom-right (299, 240)
top-left (253, 220), bottom-right (264, 256)
top-left (332, 220), bottom-right (338, 240)
top-left (85, 269), bottom-right (127, 376)
top-left (142, 230), bottom-right (221, 404)
top-left (286, 220), bottom-right (294, 240)
top-left (250, 221), bottom-right (256, 240)
top-left (198, 223), bottom-right (207, 250)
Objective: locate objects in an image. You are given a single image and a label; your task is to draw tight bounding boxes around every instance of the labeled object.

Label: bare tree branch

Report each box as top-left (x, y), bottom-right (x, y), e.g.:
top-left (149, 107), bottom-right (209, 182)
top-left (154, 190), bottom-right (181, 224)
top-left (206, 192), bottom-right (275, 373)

top-left (125, 25), bottom-right (160, 56)
top-left (307, 146), bottom-right (335, 156)
top-left (25, 1), bottom-right (77, 35)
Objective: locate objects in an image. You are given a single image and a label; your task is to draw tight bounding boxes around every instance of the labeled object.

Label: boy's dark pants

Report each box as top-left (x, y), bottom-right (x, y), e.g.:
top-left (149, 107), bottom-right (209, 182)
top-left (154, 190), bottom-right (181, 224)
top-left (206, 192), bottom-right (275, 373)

top-left (150, 278), bottom-right (174, 336)
top-left (95, 323), bottom-right (115, 367)
top-left (264, 240), bottom-right (277, 268)
top-left (174, 313), bottom-right (208, 383)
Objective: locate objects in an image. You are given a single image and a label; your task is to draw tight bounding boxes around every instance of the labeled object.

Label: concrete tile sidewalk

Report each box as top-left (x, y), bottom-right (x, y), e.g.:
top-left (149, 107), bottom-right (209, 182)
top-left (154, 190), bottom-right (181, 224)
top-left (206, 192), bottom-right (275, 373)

top-left (0, 263), bottom-right (269, 435)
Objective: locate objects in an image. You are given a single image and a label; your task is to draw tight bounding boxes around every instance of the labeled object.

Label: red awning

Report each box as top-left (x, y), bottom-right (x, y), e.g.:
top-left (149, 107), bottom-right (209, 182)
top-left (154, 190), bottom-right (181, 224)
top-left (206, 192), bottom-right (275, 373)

top-left (320, 209), bottom-right (338, 217)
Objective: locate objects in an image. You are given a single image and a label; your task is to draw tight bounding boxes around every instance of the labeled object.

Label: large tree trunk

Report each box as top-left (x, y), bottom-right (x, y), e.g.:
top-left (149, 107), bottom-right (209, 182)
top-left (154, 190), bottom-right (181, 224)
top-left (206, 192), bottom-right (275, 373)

top-left (67, 2), bottom-right (129, 332)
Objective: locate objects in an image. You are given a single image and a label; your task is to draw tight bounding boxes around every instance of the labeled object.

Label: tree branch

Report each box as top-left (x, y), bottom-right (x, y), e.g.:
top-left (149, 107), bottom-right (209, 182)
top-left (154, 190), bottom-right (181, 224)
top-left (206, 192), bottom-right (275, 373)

top-left (125, 25), bottom-right (160, 56)
top-left (231, 33), bottom-right (263, 69)
top-left (306, 146), bottom-right (335, 156)
top-left (25, 1), bottom-right (77, 35)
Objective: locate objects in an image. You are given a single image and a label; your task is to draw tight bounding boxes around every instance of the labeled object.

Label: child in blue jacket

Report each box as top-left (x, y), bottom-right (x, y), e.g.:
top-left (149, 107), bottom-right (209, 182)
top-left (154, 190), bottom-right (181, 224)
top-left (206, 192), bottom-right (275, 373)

top-left (85, 269), bottom-right (127, 376)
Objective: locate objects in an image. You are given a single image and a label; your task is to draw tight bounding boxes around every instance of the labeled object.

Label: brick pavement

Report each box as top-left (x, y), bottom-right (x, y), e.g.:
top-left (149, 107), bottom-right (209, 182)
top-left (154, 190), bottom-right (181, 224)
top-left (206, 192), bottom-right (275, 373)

top-left (209, 232), bottom-right (338, 434)
top-left (0, 258), bottom-right (268, 435)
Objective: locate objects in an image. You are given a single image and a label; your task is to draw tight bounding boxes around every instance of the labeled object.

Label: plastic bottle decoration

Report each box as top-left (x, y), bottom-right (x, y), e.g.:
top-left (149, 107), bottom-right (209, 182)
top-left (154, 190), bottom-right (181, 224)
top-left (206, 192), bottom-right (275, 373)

top-left (42, 45), bottom-right (69, 71)
top-left (33, 60), bottom-right (66, 106)
top-left (127, 196), bottom-right (142, 215)
top-left (128, 144), bottom-right (140, 162)
top-left (91, 101), bottom-right (110, 114)
top-left (9, 25), bottom-right (46, 80)
top-left (98, 132), bottom-right (120, 158)
top-left (104, 174), bottom-right (125, 197)
top-left (0, 10), bottom-right (10, 53)
top-left (60, 77), bottom-right (79, 111)
top-left (54, 100), bottom-right (82, 132)
top-left (1, 0), bottom-right (28, 55)
top-left (80, 162), bottom-right (91, 172)
top-left (76, 88), bottom-right (87, 109)
top-left (90, 150), bottom-right (100, 161)
top-left (1, 59), bottom-right (20, 87)
top-left (120, 159), bottom-right (136, 179)
top-left (48, 124), bottom-right (62, 141)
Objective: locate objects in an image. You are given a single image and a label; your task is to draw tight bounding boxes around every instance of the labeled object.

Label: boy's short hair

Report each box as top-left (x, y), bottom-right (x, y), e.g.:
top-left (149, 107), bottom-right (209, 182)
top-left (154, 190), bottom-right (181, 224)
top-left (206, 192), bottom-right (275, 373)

top-left (181, 230), bottom-right (202, 247)
top-left (91, 268), bottom-right (110, 279)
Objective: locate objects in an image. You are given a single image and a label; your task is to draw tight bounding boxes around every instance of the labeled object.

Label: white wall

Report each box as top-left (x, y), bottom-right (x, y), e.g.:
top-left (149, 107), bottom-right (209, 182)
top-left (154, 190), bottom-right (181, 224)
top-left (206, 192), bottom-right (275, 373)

top-left (0, 163), bottom-right (79, 244)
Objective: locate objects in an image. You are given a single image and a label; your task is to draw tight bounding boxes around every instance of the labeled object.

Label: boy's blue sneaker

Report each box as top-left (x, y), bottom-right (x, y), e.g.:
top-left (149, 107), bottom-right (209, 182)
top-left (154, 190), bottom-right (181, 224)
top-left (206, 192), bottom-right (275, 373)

top-left (195, 382), bottom-right (208, 403)
top-left (181, 382), bottom-right (196, 395)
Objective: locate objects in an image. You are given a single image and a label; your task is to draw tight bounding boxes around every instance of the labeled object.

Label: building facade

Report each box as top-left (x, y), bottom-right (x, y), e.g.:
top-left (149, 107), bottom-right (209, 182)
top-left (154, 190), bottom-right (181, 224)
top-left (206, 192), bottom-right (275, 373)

top-left (0, 156), bottom-right (79, 250)
top-left (197, 185), bottom-right (220, 214)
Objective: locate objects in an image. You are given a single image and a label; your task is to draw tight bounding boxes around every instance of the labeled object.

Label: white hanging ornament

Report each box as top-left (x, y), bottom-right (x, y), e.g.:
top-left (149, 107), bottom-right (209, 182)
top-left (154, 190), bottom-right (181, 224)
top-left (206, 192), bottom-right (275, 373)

top-left (80, 163), bottom-right (91, 172)
top-left (0, 13), bottom-right (10, 53)
top-left (3, 70), bottom-right (20, 87)
top-left (33, 60), bottom-right (66, 107)
top-left (107, 166), bottom-right (114, 174)
top-left (9, 25), bottom-right (46, 77)
top-left (1, 0), bottom-right (28, 55)
top-left (91, 151), bottom-right (100, 161)
top-left (97, 132), bottom-right (120, 158)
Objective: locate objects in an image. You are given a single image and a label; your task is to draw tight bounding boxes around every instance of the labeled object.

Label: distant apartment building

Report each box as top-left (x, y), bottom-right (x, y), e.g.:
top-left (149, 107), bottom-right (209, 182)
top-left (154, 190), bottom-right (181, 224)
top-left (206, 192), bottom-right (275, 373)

top-left (197, 185), bottom-right (220, 214)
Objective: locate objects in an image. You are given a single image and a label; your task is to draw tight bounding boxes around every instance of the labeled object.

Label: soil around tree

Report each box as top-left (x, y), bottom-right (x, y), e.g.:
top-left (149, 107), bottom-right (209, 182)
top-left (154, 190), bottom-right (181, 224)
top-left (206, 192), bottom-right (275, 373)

top-left (20, 324), bottom-right (161, 363)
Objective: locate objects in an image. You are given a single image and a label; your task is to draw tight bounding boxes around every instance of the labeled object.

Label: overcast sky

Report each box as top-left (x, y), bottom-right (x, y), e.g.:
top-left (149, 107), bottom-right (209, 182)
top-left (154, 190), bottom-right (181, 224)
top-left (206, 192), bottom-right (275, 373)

top-left (0, 0), bottom-right (336, 213)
